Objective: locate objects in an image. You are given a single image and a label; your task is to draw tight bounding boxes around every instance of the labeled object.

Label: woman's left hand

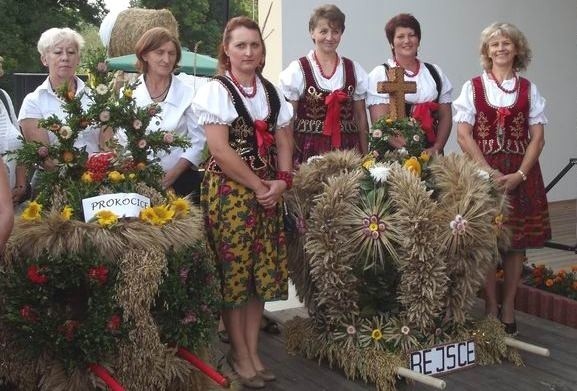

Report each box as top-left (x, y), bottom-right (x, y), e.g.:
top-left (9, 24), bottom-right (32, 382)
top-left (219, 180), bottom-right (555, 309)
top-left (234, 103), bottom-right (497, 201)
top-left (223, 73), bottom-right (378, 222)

top-left (256, 179), bottom-right (287, 208)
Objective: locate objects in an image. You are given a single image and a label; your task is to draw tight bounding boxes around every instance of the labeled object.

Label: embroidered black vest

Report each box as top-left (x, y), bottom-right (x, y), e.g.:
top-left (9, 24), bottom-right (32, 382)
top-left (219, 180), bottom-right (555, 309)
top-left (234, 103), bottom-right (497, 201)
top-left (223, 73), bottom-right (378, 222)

top-left (294, 56), bottom-right (357, 134)
top-left (206, 75), bottom-right (281, 175)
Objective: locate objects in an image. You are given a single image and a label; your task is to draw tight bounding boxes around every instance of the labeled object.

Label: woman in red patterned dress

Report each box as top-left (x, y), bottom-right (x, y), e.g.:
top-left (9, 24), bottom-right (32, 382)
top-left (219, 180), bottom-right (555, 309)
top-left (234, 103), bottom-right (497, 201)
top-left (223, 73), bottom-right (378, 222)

top-left (454, 22), bottom-right (551, 335)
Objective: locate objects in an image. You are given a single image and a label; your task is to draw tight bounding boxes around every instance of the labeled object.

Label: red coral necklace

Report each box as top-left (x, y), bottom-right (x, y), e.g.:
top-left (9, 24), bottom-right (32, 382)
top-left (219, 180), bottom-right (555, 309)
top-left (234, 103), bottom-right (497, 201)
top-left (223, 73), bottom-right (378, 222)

top-left (489, 70), bottom-right (518, 94)
top-left (313, 51), bottom-right (339, 79)
top-left (229, 71), bottom-right (257, 98)
top-left (394, 57), bottom-right (420, 77)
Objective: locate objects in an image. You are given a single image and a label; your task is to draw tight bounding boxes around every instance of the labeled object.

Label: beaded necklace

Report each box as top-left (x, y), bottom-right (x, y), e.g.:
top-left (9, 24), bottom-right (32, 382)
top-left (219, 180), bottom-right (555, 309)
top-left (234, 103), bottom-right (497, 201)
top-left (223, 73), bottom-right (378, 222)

top-left (394, 57), bottom-right (420, 77)
top-left (229, 71), bottom-right (257, 98)
top-left (313, 51), bottom-right (339, 79)
top-left (489, 70), bottom-right (519, 94)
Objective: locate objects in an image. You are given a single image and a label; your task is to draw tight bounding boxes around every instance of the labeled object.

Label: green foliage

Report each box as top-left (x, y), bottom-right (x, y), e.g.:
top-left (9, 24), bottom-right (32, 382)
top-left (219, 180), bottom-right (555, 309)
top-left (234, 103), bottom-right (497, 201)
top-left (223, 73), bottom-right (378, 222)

top-left (0, 250), bottom-right (129, 368)
top-left (0, 0), bottom-right (106, 73)
top-left (523, 263), bottom-right (577, 300)
top-left (152, 243), bottom-right (220, 350)
top-left (133, 0), bottom-right (255, 57)
top-left (370, 117), bottom-right (426, 158)
top-left (10, 50), bottom-right (189, 213)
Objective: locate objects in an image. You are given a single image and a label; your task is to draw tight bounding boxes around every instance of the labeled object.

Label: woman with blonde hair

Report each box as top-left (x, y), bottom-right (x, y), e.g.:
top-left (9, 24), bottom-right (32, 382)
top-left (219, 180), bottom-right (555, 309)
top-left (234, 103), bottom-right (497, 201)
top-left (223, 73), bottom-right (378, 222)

top-left (454, 22), bottom-right (550, 335)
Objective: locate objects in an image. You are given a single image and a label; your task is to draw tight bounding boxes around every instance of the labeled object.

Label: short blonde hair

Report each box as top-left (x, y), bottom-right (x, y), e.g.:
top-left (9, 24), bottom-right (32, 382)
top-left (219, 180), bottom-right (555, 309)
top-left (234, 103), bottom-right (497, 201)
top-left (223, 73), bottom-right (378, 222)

top-left (37, 27), bottom-right (85, 56)
top-left (479, 22), bottom-right (531, 72)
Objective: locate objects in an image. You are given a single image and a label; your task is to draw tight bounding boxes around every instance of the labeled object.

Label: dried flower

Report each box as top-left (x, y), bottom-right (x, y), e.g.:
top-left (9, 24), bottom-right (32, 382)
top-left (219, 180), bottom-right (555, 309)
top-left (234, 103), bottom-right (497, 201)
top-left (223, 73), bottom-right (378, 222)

top-left (95, 210), bottom-right (118, 227)
top-left (95, 84), bottom-right (109, 95)
top-left (60, 206), bottom-right (73, 220)
top-left (22, 201), bottom-right (43, 221)
top-left (346, 325), bottom-right (357, 335)
top-left (163, 132), bottom-right (174, 144)
top-left (27, 265), bottom-right (48, 285)
top-left (59, 125), bottom-right (73, 139)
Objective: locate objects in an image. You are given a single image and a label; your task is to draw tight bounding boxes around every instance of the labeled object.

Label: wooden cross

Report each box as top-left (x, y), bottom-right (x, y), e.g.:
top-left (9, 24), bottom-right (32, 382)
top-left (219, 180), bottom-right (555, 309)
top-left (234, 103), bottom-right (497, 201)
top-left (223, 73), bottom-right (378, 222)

top-left (376, 67), bottom-right (416, 120)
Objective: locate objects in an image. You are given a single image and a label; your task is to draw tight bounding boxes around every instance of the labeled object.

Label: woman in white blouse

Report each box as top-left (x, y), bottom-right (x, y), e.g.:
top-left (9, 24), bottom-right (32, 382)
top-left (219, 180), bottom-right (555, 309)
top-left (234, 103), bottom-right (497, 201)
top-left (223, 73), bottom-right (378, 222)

top-left (279, 4), bottom-right (369, 166)
top-left (367, 13), bottom-right (453, 155)
top-left (193, 16), bottom-right (293, 389)
top-left (454, 22), bottom-right (550, 335)
top-left (133, 27), bottom-right (206, 196)
top-left (18, 28), bottom-right (103, 164)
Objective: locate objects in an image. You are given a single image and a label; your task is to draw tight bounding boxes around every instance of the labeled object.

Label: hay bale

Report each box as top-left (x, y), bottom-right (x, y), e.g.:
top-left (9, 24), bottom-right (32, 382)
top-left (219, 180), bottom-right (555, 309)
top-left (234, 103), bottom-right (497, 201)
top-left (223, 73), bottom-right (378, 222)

top-left (108, 8), bottom-right (179, 57)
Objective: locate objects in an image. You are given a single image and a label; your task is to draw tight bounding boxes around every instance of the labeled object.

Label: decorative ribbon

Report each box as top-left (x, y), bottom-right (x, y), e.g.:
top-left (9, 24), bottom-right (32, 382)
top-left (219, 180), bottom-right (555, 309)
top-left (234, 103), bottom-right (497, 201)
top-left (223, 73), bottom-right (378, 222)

top-left (411, 102), bottom-right (439, 144)
top-left (254, 119), bottom-right (274, 156)
top-left (177, 347), bottom-right (230, 388)
top-left (323, 90), bottom-right (348, 148)
top-left (496, 107), bottom-right (511, 129)
top-left (88, 363), bottom-right (125, 391)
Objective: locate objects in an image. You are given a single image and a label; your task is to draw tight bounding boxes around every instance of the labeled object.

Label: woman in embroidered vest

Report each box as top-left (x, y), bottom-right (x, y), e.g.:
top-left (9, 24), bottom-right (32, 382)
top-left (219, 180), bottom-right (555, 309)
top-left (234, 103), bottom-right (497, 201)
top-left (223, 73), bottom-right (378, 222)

top-left (279, 4), bottom-right (369, 166)
top-left (133, 27), bottom-right (206, 197)
top-left (193, 16), bottom-right (293, 389)
top-left (367, 13), bottom-right (453, 155)
top-left (454, 22), bottom-right (551, 335)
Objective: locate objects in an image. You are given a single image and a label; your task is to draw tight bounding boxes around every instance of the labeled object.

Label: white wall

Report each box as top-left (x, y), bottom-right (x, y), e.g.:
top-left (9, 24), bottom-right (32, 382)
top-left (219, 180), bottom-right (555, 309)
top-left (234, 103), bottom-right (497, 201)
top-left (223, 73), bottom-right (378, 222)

top-left (260, 0), bottom-right (577, 202)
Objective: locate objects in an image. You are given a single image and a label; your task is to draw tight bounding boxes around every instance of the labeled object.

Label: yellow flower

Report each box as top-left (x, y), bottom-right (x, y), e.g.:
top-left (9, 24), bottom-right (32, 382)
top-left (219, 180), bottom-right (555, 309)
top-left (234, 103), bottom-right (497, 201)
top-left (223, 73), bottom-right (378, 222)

top-left (385, 118), bottom-right (393, 125)
top-left (128, 173), bottom-right (136, 180)
top-left (371, 328), bottom-right (383, 341)
top-left (21, 201), bottom-right (43, 221)
top-left (108, 171), bottom-right (125, 183)
top-left (419, 151), bottom-right (430, 162)
top-left (81, 172), bottom-right (93, 183)
top-left (60, 206), bottom-right (73, 220)
top-left (403, 157), bottom-right (422, 177)
top-left (151, 205), bottom-right (175, 226)
top-left (95, 210), bottom-right (118, 227)
top-left (123, 88), bottom-right (133, 98)
top-left (171, 197), bottom-right (191, 217)
top-left (139, 207), bottom-right (156, 224)
top-left (362, 158), bottom-right (376, 170)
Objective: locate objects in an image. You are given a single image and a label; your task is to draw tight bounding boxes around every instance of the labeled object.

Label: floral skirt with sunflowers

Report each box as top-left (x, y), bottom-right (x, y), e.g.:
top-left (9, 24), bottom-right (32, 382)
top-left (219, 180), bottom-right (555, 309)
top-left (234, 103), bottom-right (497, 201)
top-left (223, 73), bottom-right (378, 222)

top-left (201, 171), bottom-right (288, 308)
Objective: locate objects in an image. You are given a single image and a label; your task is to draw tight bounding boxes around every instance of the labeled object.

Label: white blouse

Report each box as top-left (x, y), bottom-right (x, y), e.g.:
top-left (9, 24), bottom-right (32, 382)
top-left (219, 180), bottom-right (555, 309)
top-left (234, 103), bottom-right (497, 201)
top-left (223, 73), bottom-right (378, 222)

top-left (453, 71), bottom-right (547, 126)
top-left (18, 76), bottom-right (101, 153)
top-left (366, 59), bottom-right (453, 107)
top-left (193, 73), bottom-right (293, 128)
top-left (279, 50), bottom-right (368, 101)
top-left (0, 89), bottom-right (22, 187)
top-left (133, 74), bottom-right (206, 172)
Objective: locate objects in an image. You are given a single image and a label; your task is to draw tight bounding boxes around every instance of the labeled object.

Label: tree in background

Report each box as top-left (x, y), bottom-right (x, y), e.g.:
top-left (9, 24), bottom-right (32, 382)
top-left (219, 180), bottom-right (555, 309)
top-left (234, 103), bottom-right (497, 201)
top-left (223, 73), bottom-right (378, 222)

top-left (130, 0), bottom-right (255, 57)
top-left (0, 0), bottom-right (106, 95)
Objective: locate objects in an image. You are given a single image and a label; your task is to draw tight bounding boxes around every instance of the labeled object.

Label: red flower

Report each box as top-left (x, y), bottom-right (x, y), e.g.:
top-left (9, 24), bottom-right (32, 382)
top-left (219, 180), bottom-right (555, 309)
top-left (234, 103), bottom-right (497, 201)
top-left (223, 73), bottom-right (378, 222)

top-left (20, 305), bottom-right (38, 322)
top-left (88, 265), bottom-right (109, 285)
top-left (27, 265), bottom-right (48, 285)
top-left (106, 314), bottom-right (121, 332)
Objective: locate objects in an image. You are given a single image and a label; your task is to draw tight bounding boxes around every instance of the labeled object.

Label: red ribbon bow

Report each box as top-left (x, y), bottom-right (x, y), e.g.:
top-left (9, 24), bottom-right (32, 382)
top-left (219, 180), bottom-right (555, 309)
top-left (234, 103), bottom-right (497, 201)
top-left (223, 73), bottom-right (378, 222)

top-left (411, 102), bottom-right (439, 144)
top-left (323, 90), bottom-right (348, 148)
top-left (254, 119), bottom-right (274, 155)
top-left (496, 107), bottom-right (511, 129)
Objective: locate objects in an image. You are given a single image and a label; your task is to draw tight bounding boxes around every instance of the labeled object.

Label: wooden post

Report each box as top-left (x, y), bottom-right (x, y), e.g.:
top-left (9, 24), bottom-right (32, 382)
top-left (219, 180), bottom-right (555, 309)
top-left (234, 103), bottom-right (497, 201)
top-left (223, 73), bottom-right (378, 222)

top-left (376, 67), bottom-right (416, 120)
top-left (504, 337), bottom-right (551, 357)
top-left (396, 367), bottom-right (446, 389)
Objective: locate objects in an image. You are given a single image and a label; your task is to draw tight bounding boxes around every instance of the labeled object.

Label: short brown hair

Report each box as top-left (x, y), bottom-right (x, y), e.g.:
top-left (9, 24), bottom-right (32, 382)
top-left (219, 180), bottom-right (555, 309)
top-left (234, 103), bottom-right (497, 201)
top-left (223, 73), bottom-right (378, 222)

top-left (216, 16), bottom-right (266, 76)
top-left (385, 13), bottom-right (421, 54)
top-left (135, 27), bottom-right (182, 74)
top-left (308, 4), bottom-right (346, 34)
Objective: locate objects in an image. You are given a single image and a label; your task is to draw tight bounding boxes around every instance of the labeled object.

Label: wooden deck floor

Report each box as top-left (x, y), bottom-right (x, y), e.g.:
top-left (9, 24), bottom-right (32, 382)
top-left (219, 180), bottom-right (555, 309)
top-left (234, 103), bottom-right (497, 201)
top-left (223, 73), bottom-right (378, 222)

top-left (215, 200), bottom-right (577, 391)
top-left (224, 303), bottom-right (577, 391)
top-left (527, 200), bottom-right (576, 271)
